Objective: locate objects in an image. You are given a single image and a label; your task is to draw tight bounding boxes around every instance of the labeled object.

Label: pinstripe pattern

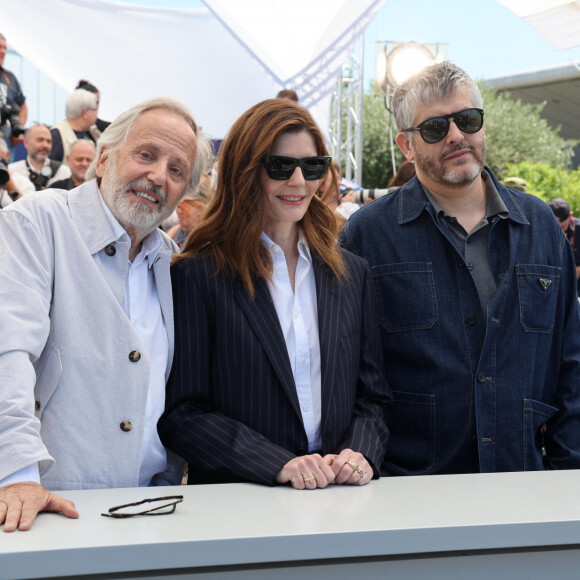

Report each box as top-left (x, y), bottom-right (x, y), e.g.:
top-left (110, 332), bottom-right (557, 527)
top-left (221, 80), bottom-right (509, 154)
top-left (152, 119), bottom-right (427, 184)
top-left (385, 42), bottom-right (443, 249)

top-left (158, 249), bottom-right (391, 485)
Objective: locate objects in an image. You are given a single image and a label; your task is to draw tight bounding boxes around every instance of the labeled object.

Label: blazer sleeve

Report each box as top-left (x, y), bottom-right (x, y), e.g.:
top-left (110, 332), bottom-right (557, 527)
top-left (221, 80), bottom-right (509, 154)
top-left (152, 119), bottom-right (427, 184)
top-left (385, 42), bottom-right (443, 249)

top-left (158, 260), bottom-right (296, 485)
top-left (333, 255), bottom-right (392, 476)
top-left (0, 210), bottom-right (55, 481)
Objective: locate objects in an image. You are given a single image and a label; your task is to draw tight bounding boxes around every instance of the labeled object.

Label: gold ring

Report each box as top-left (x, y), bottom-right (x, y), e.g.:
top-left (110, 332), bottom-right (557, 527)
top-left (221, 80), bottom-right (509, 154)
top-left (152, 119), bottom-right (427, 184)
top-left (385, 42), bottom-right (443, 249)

top-left (355, 466), bottom-right (365, 477)
top-left (345, 460), bottom-right (357, 471)
top-left (303, 475), bottom-right (315, 483)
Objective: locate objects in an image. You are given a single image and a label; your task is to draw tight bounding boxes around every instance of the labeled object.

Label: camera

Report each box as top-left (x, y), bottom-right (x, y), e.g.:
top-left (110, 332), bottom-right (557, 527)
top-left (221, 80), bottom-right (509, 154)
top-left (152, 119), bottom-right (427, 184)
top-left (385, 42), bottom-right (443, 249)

top-left (0, 158), bottom-right (9, 187)
top-left (28, 163), bottom-right (54, 190)
top-left (352, 188), bottom-right (390, 204)
top-left (0, 104), bottom-right (25, 138)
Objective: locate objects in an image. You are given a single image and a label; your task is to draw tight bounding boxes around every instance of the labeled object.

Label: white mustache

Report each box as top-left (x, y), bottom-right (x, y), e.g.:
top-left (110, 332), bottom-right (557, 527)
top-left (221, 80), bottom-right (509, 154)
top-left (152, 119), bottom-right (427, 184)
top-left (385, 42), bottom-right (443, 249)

top-left (124, 179), bottom-right (166, 205)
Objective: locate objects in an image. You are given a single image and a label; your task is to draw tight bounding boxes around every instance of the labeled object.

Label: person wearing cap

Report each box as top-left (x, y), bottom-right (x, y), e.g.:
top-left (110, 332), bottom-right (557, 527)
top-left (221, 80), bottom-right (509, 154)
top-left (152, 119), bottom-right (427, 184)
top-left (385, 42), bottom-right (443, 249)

top-left (548, 198), bottom-right (580, 296)
top-left (502, 177), bottom-right (527, 192)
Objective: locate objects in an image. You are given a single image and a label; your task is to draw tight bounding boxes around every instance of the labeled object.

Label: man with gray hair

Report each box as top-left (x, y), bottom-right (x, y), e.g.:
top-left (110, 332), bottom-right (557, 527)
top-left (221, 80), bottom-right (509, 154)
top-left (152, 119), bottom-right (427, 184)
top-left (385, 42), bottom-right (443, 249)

top-left (49, 88), bottom-right (98, 164)
top-left (0, 97), bottom-right (209, 531)
top-left (9, 124), bottom-right (71, 190)
top-left (341, 61), bottom-right (580, 475)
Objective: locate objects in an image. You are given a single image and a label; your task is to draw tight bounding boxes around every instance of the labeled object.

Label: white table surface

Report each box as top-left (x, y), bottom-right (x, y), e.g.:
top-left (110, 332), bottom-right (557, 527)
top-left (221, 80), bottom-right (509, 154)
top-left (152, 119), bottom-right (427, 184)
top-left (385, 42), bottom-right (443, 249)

top-left (2, 470), bottom-right (580, 579)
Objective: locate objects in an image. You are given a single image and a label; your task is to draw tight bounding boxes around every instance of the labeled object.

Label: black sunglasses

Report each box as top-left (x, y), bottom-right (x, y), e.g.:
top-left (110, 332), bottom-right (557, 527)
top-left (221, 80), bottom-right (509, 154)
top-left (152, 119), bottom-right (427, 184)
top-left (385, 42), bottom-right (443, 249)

top-left (261, 155), bottom-right (332, 181)
top-left (101, 495), bottom-right (183, 518)
top-left (403, 108), bottom-right (484, 144)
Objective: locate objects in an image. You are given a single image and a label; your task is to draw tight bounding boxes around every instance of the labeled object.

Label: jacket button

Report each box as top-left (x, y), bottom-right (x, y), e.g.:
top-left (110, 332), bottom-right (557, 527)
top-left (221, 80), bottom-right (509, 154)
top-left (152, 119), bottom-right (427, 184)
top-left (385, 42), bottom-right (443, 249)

top-left (35, 400), bottom-right (41, 411)
top-left (477, 372), bottom-right (486, 383)
top-left (105, 244), bottom-right (116, 256)
top-left (129, 350), bottom-right (141, 362)
top-left (120, 420), bottom-right (133, 432)
top-left (465, 315), bottom-right (477, 325)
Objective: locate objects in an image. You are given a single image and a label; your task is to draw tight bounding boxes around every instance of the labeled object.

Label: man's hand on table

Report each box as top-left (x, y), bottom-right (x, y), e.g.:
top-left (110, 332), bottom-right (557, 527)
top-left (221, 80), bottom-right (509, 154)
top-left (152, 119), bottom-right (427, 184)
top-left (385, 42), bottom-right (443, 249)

top-left (0, 482), bottom-right (79, 532)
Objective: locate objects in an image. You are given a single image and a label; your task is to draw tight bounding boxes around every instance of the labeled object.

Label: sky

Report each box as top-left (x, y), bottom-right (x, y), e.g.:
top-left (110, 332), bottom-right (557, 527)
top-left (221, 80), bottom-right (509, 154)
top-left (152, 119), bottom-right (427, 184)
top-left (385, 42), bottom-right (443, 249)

top-left (7, 0), bottom-right (578, 129)
top-left (121, 0), bottom-right (580, 84)
top-left (364, 0), bottom-right (580, 83)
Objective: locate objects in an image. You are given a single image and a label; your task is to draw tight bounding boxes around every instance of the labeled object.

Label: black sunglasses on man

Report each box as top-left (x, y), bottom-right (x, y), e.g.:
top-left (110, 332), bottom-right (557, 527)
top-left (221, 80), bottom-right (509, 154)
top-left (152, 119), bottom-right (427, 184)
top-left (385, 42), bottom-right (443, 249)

top-left (403, 108), bottom-right (484, 144)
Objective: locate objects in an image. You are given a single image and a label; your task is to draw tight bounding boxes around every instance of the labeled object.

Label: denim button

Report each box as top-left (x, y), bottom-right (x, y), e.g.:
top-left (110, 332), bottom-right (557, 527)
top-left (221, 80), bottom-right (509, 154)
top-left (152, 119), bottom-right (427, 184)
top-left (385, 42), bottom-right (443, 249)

top-left (465, 315), bottom-right (477, 325)
top-left (468, 263), bottom-right (474, 270)
top-left (477, 372), bottom-right (486, 383)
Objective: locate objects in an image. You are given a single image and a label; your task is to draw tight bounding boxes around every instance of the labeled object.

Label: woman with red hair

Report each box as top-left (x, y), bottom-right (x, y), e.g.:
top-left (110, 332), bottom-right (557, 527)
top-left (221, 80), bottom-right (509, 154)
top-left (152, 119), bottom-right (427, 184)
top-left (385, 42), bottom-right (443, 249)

top-left (159, 99), bottom-right (390, 489)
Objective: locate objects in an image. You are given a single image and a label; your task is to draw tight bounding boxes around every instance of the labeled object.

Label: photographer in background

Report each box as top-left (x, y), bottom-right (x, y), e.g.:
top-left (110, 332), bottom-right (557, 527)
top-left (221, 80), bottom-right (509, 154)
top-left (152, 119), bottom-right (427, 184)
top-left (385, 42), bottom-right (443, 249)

top-left (0, 33), bottom-right (27, 158)
top-left (0, 137), bottom-right (34, 208)
top-left (9, 125), bottom-right (71, 191)
top-left (75, 79), bottom-right (110, 135)
top-left (50, 89), bottom-right (98, 164)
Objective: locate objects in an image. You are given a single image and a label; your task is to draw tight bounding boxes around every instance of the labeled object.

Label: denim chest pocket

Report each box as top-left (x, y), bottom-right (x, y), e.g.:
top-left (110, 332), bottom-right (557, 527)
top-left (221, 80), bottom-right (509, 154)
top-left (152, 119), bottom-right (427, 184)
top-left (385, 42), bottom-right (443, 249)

top-left (516, 264), bottom-right (561, 333)
top-left (371, 262), bottom-right (438, 332)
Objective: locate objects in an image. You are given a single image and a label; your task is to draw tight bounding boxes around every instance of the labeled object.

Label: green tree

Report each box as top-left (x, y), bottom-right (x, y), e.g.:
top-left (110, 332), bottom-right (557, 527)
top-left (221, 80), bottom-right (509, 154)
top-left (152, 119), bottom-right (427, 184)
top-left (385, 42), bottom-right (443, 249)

top-left (356, 82), bottom-right (576, 188)
top-left (480, 83), bottom-right (576, 180)
top-left (360, 86), bottom-right (401, 188)
top-left (505, 161), bottom-right (580, 215)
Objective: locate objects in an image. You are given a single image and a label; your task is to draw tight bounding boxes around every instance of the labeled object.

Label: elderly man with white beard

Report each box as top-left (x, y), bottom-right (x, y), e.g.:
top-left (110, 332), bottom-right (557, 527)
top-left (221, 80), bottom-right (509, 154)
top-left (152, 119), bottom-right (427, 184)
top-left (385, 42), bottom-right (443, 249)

top-left (0, 98), bottom-right (210, 532)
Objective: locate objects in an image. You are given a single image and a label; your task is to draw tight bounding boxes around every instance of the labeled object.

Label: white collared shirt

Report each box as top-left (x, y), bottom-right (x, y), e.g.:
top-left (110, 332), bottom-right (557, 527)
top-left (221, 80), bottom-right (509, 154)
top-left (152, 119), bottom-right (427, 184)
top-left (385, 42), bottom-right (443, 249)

top-left (100, 196), bottom-right (169, 487)
top-left (260, 232), bottom-right (322, 452)
top-left (0, 195), bottom-right (169, 488)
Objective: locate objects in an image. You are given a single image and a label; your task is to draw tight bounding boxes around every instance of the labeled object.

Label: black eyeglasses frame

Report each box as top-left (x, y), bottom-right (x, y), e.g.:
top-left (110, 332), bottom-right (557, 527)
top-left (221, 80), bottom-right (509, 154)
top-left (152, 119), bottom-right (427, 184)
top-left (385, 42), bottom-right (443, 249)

top-left (101, 495), bottom-right (184, 518)
top-left (403, 108), bottom-right (484, 144)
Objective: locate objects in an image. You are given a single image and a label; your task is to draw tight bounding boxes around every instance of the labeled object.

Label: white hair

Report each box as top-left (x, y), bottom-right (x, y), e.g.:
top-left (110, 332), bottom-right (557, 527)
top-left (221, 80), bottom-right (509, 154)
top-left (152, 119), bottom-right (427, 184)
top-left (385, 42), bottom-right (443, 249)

top-left (65, 89), bottom-right (98, 120)
top-left (86, 97), bottom-right (211, 196)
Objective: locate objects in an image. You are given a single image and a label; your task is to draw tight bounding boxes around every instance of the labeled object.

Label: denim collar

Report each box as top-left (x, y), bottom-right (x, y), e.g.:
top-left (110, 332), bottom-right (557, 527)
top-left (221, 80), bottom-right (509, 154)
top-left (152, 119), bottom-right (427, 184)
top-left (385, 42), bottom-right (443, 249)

top-left (398, 166), bottom-right (530, 227)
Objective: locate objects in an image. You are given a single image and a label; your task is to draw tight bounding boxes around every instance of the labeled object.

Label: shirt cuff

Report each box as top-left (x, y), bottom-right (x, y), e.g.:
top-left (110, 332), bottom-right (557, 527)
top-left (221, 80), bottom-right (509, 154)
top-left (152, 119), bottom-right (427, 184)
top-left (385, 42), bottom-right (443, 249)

top-left (0, 464), bottom-right (41, 488)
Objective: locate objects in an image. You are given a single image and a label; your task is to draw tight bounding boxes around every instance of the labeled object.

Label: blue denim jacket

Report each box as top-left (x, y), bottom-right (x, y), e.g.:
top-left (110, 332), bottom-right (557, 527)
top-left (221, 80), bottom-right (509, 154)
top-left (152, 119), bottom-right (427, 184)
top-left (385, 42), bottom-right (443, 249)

top-left (340, 169), bottom-right (580, 474)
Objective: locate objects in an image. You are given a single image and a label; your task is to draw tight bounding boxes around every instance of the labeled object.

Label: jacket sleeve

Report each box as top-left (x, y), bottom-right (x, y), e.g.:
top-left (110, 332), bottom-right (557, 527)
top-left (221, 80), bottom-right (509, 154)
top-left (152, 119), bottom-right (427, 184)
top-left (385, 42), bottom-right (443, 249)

top-left (158, 261), bottom-right (296, 485)
top-left (544, 237), bottom-right (580, 469)
top-left (334, 257), bottom-right (392, 476)
top-left (0, 209), bottom-right (55, 481)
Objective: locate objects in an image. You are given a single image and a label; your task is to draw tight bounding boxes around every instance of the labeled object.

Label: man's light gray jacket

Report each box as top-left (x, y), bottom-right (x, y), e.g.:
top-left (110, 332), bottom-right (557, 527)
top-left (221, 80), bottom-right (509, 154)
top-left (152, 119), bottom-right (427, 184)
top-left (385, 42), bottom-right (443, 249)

top-left (0, 180), bottom-right (184, 490)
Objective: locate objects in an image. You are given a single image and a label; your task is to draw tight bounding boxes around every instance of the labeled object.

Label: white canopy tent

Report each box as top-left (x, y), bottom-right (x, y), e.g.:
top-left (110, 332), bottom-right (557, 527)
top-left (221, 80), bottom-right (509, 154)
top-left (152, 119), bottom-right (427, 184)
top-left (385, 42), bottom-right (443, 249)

top-left (498, 0), bottom-right (580, 51)
top-left (0, 0), bottom-right (385, 139)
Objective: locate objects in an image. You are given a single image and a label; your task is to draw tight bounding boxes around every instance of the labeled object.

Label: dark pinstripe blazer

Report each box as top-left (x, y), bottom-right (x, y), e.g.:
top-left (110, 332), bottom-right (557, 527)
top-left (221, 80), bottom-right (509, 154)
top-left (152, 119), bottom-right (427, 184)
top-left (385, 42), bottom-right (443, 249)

top-left (158, 248), bottom-right (391, 485)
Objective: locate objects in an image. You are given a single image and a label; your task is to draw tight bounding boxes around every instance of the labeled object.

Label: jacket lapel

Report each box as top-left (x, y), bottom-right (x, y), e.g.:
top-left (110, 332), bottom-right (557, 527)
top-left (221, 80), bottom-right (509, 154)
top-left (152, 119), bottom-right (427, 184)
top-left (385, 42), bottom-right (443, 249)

top-left (313, 253), bottom-right (342, 434)
top-left (233, 278), bottom-right (302, 418)
top-left (153, 250), bottom-right (175, 382)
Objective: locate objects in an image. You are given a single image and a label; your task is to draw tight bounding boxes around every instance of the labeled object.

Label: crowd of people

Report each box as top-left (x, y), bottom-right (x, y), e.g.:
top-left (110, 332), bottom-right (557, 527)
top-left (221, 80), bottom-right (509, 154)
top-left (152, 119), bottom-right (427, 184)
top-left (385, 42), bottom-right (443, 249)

top-left (2, 28), bottom-right (580, 533)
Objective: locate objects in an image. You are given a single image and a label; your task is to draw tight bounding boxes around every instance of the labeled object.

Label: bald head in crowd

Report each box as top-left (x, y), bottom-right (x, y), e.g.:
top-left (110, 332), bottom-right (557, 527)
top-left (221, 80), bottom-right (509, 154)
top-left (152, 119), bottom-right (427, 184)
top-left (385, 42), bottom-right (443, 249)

top-left (67, 140), bottom-right (95, 187)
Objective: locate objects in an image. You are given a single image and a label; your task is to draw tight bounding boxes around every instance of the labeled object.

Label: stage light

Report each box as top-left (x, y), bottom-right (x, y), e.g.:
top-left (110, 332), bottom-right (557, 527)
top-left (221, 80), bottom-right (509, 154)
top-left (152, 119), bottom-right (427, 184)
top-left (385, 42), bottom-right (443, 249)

top-left (376, 42), bottom-right (436, 92)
